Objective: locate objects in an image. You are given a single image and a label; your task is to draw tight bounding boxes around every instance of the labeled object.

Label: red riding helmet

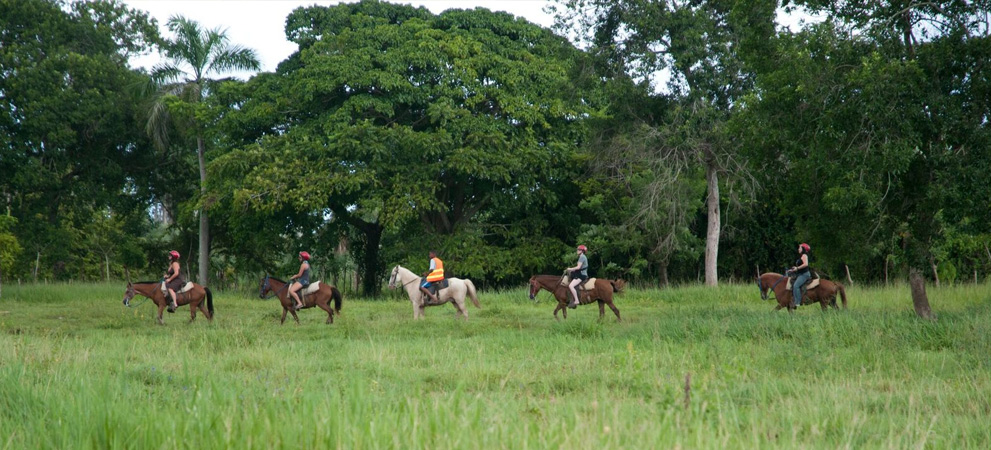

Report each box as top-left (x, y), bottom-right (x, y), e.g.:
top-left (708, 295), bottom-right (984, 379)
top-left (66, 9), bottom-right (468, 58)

top-left (799, 243), bottom-right (811, 253)
top-left (299, 251), bottom-right (311, 261)
top-left (577, 245), bottom-right (588, 253)
top-left (168, 250), bottom-right (180, 260)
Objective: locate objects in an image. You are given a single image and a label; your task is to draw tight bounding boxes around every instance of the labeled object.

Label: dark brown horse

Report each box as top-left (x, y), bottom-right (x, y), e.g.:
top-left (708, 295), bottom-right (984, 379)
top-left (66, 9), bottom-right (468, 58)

top-left (756, 272), bottom-right (848, 312)
top-left (528, 274), bottom-right (624, 321)
top-left (122, 280), bottom-right (214, 325)
top-left (259, 276), bottom-right (343, 324)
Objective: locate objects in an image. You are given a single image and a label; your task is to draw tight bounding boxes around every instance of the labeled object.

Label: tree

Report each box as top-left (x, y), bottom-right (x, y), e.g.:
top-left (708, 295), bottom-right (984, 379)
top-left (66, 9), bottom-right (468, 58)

top-left (737, 2), bottom-right (991, 318)
top-left (553, 0), bottom-right (774, 285)
top-left (0, 0), bottom-right (159, 281)
top-left (0, 215), bottom-right (22, 298)
top-left (147, 15), bottom-right (260, 286)
top-left (211, 1), bottom-right (590, 295)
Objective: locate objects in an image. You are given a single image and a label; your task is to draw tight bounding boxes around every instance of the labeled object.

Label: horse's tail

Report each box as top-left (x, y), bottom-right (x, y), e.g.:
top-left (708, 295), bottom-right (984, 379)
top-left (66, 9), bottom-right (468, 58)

top-left (331, 286), bottom-right (343, 313)
top-left (837, 283), bottom-right (848, 309)
top-left (465, 279), bottom-right (481, 309)
top-left (610, 279), bottom-right (626, 293)
top-left (205, 287), bottom-right (214, 316)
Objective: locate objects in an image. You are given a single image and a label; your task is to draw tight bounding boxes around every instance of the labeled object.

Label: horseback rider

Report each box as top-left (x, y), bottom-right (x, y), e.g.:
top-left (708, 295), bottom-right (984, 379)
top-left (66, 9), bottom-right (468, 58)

top-left (566, 245), bottom-right (589, 309)
top-left (163, 250), bottom-right (183, 313)
top-left (288, 251), bottom-right (311, 311)
top-left (420, 250), bottom-right (444, 305)
top-left (789, 243), bottom-right (812, 307)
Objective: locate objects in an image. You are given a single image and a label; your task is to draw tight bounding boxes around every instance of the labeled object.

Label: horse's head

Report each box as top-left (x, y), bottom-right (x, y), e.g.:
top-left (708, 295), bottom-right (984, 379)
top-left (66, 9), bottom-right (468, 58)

top-left (122, 282), bottom-right (135, 306)
top-left (259, 275), bottom-right (272, 299)
top-left (388, 265), bottom-right (400, 289)
top-left (527, 276), bottom-right (539, 300)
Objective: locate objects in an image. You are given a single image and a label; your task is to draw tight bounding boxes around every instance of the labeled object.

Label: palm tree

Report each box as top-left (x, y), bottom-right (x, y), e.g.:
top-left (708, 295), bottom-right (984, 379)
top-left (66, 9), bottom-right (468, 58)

top-left (147, 15), bottom-right (260, 286)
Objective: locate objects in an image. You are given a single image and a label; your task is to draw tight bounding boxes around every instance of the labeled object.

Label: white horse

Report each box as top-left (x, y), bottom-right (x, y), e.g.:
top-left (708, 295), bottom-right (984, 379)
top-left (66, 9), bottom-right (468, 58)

top-left (388, 265), bottom-right (481, 320)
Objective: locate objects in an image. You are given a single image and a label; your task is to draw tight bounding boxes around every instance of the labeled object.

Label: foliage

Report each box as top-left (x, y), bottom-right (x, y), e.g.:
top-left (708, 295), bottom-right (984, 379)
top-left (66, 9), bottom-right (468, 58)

top-left (211, 0), bottom-right (591, 294)
top-left (0, 0), bottom-right (160, 280)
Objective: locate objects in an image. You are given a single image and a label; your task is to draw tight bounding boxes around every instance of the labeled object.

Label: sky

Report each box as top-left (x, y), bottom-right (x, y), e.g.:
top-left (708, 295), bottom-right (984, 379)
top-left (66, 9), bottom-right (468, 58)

top-left (123, 0), bottom-right (557, 76)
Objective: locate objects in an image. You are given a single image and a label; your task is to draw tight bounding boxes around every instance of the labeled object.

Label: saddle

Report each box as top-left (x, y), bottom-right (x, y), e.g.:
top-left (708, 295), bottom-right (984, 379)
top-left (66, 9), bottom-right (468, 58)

top-left (785, 276), bottom-right (820, 290)
top-left (560, 276), bottom-right (596, 290)
top-left (302, 281), bottom-right (321, 295)
top-left (422, 278), bottom-right (449, 296)
top-left (161, 281), bottom-right (195, 294)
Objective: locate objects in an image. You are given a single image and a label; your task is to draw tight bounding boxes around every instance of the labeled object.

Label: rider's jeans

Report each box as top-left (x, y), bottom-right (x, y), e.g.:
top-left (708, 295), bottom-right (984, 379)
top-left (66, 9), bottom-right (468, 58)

top-left (793, 272), bottom-right (810, 305)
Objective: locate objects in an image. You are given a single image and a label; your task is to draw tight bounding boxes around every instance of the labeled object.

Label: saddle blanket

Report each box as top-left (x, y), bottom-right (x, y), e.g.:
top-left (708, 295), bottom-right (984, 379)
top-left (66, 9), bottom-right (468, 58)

top-left (786, 278), bottom-right (820, 290)
top-left (303, 281), bottom-right (321, 295)
top-left (560, 276), bottom-right (597, 290)
top-left (161, 282), bottom-right (195, 294)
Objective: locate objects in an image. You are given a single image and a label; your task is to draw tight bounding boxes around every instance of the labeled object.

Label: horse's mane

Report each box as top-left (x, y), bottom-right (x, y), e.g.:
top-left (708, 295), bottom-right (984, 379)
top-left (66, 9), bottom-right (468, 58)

top-left (133, 280), bottom-right (162, 285)
top-left (266, 276), bottom-right (288, 283)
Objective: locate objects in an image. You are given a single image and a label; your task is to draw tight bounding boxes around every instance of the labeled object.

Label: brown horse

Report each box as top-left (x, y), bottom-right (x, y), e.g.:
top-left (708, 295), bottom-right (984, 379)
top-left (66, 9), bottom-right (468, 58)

top-left (528, 274), bottom-right (624, 321)
top-left (259, 276), bottom-right (343, 324)
top-left (756, 272), bottom-right (848, 312)
top-left (122, 280), bottom-right (214, 325)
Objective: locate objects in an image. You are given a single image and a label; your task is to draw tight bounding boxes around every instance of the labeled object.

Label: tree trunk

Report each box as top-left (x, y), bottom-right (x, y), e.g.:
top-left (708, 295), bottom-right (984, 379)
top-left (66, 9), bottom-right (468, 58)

top-left (0, 269), bottom-right (3, 299)
top-left (884, 256), bottom-right (889, 286)
top-left (197, 135), bottom-right (210, 286)
top-left (34, 250), bottom-right (40, 283)
top-left (360, 224), bottom-right (384, 297)
top-left (844, 264), bottom-right (853, 285)
top-left (704, 161), bottom-right (720, 287)
top-left (658, 261), bottom-right (669, 287)
top-left (909, 268), bottom-right (935, 320)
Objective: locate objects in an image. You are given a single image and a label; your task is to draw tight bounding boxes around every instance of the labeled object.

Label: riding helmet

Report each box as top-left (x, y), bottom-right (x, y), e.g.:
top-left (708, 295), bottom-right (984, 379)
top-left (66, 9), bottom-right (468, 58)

top-left (577, 245), bottom-right (588, 252)
top-left (799, 243), bottom-right (811, 253)
top-left (169, 250), bottom-right (180, 260)
top-left (299, 251), bottom-right (311, 261)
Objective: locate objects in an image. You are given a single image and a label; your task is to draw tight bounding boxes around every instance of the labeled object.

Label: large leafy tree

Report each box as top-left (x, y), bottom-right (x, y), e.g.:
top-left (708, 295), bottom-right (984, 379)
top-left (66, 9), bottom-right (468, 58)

top-left (553, 0), bottom-right (775, 285)
top-left (147, 15), bottom-right (260, 286)
top-left (737, 1), bottom-right (991, 317)
top-left (212, 0), bottom-right (590, 295)
top-left (0, 0), bottom-right (159, 280)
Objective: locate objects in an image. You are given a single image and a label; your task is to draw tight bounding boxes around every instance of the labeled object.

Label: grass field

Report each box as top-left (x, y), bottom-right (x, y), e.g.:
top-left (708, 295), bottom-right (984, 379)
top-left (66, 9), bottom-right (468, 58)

top-left (1, 281), bottom-right (989, 449)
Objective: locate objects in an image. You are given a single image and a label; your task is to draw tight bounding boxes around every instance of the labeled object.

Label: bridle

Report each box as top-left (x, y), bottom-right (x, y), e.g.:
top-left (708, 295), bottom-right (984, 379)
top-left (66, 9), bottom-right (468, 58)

top-left (388, 266), bottom-right (419, 290)
top-left (259, 275), bottom-right (290, 300)
top-left (757, 273), bottom-right (789, 300)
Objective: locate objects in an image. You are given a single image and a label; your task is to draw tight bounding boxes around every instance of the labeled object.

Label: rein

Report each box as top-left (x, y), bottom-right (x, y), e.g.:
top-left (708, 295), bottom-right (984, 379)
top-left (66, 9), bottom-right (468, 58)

top-left (261, 276), bottom-right (291, 300)
top-left (765, 274), bottom-right (789, 299)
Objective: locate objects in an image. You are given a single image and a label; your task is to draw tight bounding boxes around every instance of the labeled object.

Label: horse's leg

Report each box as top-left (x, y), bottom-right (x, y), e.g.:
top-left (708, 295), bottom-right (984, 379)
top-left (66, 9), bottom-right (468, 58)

top-left (597, 300), bottom-right (606, 320)
top-left (453, 298), bottom-right (468, 320)
top-left (280, 307), bottom-right (288, 324)
top-left (156, 301), bottom-right (166, 325)
top-left (606, 300), bottom-right (621, 322)
top-left (189, 299), bottom-right (197, 323)
top-left (199, 301), bottom-right (212, 321)
top-left (316, 298), bottom-right (334, 324)
top-left (289, 308), bottom-right (300, 324)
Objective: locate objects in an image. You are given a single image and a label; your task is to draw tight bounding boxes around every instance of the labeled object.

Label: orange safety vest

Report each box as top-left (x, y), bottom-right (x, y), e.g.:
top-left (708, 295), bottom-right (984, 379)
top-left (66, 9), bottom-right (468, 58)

top-left (426, 257), bottom-right (445, 282)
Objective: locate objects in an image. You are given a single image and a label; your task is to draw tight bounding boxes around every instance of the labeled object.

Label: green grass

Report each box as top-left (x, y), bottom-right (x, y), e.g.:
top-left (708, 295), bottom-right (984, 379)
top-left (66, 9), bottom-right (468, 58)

top-left (1, 281), bottom-right (990, 449)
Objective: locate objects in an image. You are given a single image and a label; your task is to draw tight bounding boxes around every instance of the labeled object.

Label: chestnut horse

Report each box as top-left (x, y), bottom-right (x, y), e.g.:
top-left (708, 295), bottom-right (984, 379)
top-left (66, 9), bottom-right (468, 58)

top-left (122, 280), bottom-right (214, 325)
top-left (259, 276), bottom-right (343, 324)
top-left (528, 274), bottom-right (624, 321)
top-left (756, 272), bottom-right (848, 312)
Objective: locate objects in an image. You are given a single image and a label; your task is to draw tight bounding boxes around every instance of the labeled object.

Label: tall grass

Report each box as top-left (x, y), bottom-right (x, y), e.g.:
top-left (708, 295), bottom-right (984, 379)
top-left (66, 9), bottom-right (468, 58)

top-left (1, 281), bottom-right (989, 448)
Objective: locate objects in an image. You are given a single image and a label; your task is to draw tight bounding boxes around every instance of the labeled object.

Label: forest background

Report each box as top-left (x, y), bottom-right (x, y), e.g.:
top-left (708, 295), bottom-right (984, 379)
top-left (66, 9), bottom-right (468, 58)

top-left (2, 0), bottom-right (990, 310)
